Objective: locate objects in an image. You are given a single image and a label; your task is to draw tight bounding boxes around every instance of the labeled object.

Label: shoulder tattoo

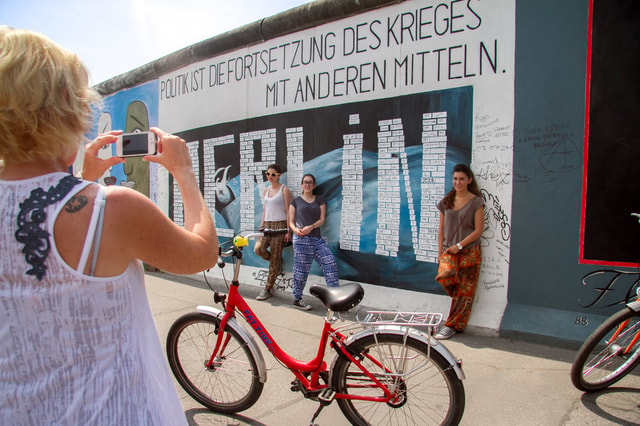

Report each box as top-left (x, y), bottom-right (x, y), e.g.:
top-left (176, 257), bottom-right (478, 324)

top-left (65, 195), bottom-right (88, 213)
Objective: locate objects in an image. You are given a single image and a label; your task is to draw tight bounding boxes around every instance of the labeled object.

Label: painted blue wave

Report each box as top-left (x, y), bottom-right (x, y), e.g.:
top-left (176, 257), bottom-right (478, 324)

top-left (216, 146), bottom-right (470, 293)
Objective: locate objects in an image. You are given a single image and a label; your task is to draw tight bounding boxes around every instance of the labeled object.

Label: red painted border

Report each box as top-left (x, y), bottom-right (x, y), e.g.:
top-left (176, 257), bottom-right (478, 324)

top-left (579, 0), bottom-right (639, 268)
top-left (579, 0), bottom-right (594, 265)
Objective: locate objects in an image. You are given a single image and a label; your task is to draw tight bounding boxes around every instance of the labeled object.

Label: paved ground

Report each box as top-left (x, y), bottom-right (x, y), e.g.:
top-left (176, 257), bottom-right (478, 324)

top-left (145, 272), bottom-right (640, 425)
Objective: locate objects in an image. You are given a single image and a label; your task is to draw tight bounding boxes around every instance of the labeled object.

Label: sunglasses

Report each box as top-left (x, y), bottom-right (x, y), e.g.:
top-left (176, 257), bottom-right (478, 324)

top-left (265, 172), bottom-right (280, 177)
top-left (302, 180), bottom-right (315, 185)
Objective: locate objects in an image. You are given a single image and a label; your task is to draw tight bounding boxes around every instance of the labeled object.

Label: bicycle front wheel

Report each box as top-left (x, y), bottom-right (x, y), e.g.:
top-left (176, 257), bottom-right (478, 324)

top-left (166, 312), bottom-right (264, 413)
top-left (331, 333), bottom-right (465, 425)
top-left (571, 307), bottom-right (640, 392)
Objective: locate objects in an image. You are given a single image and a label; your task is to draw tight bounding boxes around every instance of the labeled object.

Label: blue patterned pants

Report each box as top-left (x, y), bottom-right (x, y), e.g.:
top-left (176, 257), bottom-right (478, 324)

top-left (292, 235), bottom-right (339, 300)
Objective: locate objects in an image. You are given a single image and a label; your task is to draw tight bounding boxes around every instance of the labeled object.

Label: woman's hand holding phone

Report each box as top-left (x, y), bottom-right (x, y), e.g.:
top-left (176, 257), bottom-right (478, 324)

top-left (80, 130), bottom-right (125, 181)
top-left (81, 128), bottom-right (195, 185)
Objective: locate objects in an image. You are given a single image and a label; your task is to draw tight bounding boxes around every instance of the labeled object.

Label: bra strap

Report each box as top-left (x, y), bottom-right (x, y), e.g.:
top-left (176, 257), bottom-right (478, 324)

top-left (89, 187), bottom-right (107, 276)
top-left (77, 186), bottom-right (106, 275)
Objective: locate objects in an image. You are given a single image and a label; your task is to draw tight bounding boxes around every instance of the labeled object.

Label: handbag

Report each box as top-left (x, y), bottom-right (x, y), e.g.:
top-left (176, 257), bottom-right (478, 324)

top-left (436, 252), bottom-right (458, 280)
top-left (435, 205), bottom-right (473, 282)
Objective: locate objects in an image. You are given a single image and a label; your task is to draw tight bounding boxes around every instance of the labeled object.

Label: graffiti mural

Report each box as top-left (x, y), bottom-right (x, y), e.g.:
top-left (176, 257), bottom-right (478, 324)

top-left (172, 87), bottom-right (473, 293)
top-left (94, 0), bottom-right (515, 331)
top-left (88, 0), bottom-right (640, 341)
top-left (154, 0), bottom-right (515, 330)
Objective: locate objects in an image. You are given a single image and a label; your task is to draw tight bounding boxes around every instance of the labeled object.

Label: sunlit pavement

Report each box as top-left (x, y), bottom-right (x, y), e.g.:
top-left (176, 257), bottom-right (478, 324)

top-left (146, 272), bottom-right (640, 426)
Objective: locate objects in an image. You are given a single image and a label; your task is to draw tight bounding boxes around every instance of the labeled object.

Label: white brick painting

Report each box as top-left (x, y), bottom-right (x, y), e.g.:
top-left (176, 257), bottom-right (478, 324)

top-left (340, 127), bottom-right (364, 252)
top-left (239, 129), bottom-right (277, 232)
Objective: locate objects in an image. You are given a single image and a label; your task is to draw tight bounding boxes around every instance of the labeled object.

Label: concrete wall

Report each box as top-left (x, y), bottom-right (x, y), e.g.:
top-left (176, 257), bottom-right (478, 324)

top-left (87, 0), bottom-right (638, 345)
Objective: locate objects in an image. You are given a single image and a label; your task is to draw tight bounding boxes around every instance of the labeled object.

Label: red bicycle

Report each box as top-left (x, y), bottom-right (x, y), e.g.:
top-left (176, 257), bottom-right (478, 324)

top-left (166, 229), bottom-right (466, 425)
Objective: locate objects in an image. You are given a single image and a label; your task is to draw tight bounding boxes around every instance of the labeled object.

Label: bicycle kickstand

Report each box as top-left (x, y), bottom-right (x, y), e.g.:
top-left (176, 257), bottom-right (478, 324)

top-left (309, 388), bottom-right (336, 426)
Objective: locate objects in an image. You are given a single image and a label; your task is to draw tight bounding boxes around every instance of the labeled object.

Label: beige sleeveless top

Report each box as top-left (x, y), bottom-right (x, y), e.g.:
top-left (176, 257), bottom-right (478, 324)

top-left (437, 195), bottom-right (484, 249)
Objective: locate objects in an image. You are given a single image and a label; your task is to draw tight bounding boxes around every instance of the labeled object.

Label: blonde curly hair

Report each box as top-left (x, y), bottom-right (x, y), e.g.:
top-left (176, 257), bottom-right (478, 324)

top-left (0, 26), bottom-right (101, 164)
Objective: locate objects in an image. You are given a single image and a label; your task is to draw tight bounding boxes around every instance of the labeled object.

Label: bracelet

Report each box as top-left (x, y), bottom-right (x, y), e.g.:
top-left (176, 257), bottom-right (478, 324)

top-left (456, 242), bottom-right (463, 250)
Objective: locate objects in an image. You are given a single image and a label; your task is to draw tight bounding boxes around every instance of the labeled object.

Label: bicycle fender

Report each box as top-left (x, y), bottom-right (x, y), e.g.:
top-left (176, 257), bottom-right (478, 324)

top-left (627, 300), bottom-right (640, 312)
top-left (334, 325), bottom-right (465, 381)
top-left (196, 305), bottom-right (268, 384)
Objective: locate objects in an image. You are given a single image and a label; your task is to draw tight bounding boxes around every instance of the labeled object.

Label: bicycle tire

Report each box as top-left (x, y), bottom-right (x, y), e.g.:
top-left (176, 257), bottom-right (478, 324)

top-left (166, 312), bottom-right (264, 413)
top-left (331, 333), bottom-right (465, 425)
top-left (571, 307), bottom-right (640, 392)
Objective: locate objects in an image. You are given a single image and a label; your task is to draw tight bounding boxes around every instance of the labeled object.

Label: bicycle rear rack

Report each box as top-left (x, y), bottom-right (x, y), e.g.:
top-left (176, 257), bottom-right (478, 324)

top-left (356, 311), bottom-right (442, 329)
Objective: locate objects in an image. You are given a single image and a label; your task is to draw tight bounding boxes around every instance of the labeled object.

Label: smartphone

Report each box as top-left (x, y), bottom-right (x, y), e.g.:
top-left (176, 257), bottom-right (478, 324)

top-left (116, 131), bottom-right (157, 157)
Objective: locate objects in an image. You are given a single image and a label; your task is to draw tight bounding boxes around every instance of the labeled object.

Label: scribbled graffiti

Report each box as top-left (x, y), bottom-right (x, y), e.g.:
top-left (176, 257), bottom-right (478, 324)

top-left (481, 189), bottom-right (511, 241)
top-left (578, 269), bottom-right (640, 309)
top-left (253, 269), bottom-right (293, 291)
top-left (538, 134), bottom-right (581, 174)
top-left (476, 161), bottom-right (512, 187)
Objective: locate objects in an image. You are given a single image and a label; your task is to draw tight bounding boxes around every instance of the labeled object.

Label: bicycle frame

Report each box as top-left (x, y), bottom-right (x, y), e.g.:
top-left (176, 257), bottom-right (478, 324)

top-left (211, 279), bottom-right (332, 380)
top-left (207, 249), bottom-right (403, 403)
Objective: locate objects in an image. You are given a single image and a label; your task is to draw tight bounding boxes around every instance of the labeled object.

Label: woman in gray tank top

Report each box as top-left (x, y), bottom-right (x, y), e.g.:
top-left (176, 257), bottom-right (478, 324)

top-left (288, 174), bottom-right (339, 310)
top-left (435, 164), bottom-right (485, 340)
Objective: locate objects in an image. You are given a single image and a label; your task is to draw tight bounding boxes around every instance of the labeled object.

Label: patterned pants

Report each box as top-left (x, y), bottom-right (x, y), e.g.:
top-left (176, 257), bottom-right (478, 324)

top-left (437, 246), bottom-right (482, 332)
top-left (292, 235), bottom-right (339, 300)
top-left (254, 220), bottom-right (288, 289)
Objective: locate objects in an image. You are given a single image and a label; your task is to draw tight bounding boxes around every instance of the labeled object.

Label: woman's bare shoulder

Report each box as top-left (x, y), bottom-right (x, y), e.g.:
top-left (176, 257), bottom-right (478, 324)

top-left (104, 185), bottom-right (160, 216)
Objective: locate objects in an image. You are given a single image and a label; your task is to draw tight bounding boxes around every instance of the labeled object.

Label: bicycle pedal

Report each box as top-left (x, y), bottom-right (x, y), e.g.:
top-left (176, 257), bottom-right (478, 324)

top-left (318, 388), bottom-right (336, 404)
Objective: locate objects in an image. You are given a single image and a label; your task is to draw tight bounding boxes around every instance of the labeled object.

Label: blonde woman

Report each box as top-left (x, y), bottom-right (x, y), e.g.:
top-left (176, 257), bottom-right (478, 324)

top-left (0, 27), bottom-right (217, 424)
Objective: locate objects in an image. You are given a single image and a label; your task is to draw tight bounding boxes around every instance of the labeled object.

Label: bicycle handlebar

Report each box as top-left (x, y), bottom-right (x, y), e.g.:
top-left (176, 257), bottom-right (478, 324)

top-left (219, 228), bottom-right (289, 257)
top-left (234, 228), bottom-right (288, 247)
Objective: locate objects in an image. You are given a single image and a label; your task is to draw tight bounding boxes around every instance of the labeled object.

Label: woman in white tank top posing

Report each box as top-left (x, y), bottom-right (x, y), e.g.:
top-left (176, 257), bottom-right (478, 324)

top-left (254, 164), bottom-right (292, 300)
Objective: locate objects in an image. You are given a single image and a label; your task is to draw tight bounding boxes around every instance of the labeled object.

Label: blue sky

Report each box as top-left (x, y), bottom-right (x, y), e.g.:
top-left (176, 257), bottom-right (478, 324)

top-left (1, 0), bottom-right (311, 85)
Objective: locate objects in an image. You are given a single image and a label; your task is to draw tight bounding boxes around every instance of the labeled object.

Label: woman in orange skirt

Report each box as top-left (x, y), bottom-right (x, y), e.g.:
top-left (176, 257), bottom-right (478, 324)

top-left (435, 164), bottom-right (484, 339)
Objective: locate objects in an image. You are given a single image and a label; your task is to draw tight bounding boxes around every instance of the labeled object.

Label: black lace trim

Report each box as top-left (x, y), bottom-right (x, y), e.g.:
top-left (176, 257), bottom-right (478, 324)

top-left (15, 175), bottom-right (82, 280)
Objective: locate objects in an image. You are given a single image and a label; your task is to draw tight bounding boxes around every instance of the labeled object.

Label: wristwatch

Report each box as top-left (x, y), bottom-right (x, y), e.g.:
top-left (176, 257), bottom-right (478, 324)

top-left (456, 243), bottom-right (463, 250)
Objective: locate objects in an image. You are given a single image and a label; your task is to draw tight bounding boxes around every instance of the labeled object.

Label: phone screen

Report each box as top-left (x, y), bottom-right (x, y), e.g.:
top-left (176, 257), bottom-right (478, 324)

top-left (122, 133), bottom-right (151, 156)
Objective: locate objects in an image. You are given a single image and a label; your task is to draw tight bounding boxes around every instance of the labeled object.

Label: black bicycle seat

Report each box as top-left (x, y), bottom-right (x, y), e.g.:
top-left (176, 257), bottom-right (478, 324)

top-left (310, 283), bottom-right (364, 312)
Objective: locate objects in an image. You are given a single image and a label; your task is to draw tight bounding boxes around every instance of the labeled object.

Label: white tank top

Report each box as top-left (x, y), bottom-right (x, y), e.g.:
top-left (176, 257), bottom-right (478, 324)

top-left (0, 172), bottom-right (187, 425)
top-left (263, 184), bottom-right (287, 221)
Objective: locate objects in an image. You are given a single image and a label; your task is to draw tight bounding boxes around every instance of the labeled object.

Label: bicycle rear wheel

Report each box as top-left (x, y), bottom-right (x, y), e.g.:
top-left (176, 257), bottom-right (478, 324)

top-left (166, 312), bottom-right (264, 413)
top-left (331, 333), bottom-right (465, 425)
top-left (571, 307), bottom-right (640, 392)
